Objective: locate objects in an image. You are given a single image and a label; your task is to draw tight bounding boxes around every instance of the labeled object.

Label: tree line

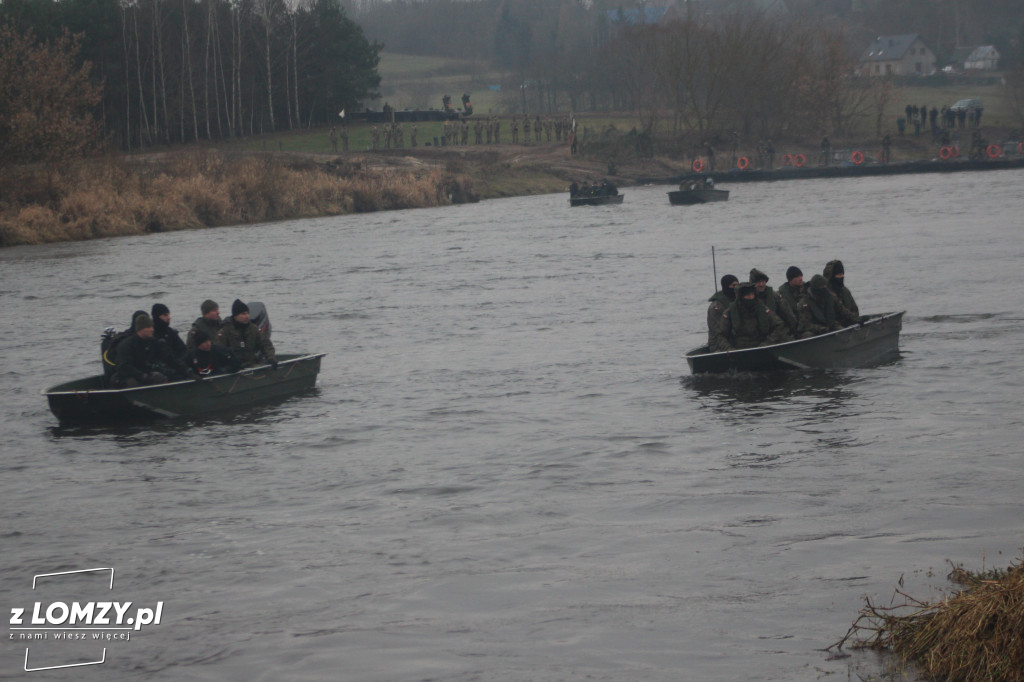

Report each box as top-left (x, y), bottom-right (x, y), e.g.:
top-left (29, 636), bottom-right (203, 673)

top-left (356, 0), bottom-right (1023, 142)
top-left (357, 0), bottom-right (1024, 69)
top-left (0, 0), bottom-right (382, 155)
top-left (359, 1), bottom-right (900, 141)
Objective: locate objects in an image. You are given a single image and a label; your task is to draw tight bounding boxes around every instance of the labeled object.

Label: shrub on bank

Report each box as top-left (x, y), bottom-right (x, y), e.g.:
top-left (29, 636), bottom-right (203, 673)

top-left (0, 151), bottom-right (475, 247)
top-left (831, 555), bottom-right (1024, 681)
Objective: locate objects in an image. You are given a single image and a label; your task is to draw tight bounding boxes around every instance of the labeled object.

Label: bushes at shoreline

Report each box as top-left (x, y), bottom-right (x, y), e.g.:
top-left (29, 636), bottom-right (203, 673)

top-left (0, 151), bottom-right (477, 247)
top-left (832, 555), bottom-right (1024, 681)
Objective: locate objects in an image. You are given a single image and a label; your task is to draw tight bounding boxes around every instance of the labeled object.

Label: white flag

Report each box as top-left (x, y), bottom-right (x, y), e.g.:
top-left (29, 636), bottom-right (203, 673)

top-left (339, 109), bottom-right (346, 119)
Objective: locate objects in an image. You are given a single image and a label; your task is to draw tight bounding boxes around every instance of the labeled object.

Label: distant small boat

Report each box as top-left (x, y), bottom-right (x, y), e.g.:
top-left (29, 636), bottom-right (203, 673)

top-left (668, 180), bottom-right (729, 205)
top-left (685, 312), bottom-right (904, 374)
top-left (569, 193), bottom-right (624, 207)
top-left (43, 353), bottom-right (324, 424)
top-left (569, 181), bottom-right (622, 207)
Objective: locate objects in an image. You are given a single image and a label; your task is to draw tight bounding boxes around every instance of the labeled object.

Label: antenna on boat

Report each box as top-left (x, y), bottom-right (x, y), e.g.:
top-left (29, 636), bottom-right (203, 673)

top-left (712, 246), bottom-right (718, 292)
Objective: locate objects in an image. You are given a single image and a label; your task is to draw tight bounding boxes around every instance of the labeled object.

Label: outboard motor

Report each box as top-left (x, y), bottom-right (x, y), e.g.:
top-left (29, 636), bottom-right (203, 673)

top-left (248, 302), bottom-right (271, 340)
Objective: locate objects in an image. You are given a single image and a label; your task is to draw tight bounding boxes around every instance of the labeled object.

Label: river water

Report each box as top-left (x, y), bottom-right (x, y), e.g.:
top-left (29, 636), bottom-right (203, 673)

top-left (2, 169), bottom-right (1023, 681)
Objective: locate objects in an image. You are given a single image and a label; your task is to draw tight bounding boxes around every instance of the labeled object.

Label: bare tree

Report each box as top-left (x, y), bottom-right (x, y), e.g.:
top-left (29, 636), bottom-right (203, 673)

top-left (253, 0), bottom-right (278, 130)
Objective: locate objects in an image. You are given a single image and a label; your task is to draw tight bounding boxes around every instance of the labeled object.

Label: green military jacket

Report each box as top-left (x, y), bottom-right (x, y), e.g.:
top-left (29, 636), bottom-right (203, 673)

top-left (186, 316), bottom-right (223, 350)
top-left (823, 261), bottom-right (859, 317)
top-left (215, 318), bottom-right (276, 367)
top-left (706, 291), bottom-right (734, 345)
top-left (711, 300), bottom-right (792, 351)
top-left (796, 289), bottom-right (859, 337)
top-left (777, 282), bottom-right (804, 321)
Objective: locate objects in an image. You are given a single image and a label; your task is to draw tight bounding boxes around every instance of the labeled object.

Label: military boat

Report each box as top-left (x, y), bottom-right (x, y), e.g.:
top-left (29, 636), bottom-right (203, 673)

top-left (685, 312), bottom-right (904, 374)
top-left (43, 353), bottom-right (324, 424)
top-left (668, 179), bottom-right (730, 205)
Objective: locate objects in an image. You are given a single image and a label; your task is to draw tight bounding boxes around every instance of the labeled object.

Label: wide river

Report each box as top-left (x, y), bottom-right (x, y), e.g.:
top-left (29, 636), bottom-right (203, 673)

top-left (2, 169), bottom-right (1023, 681)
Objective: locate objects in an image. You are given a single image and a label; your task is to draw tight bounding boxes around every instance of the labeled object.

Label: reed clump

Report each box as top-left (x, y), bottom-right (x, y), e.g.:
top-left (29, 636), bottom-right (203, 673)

top-left (831, 555), bottom-right (1024, 681)
top-left (0, 150), bottom-right (476, 247)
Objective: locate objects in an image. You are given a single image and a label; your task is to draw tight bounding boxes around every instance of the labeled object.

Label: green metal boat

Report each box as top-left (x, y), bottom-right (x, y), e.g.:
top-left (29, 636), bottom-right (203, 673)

top-left (43, 353), bottom-right (324, 424)
top-left (685, 312), bottom-right (904, 374)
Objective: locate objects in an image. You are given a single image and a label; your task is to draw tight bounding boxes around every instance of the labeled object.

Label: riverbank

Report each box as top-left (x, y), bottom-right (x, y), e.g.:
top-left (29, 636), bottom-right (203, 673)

top-left (832, 556), bottom-right (1024, 681)
top-left (1, 131), bottom-right (1016, 247)
top-left (0, 151), bottom-right (481, 247)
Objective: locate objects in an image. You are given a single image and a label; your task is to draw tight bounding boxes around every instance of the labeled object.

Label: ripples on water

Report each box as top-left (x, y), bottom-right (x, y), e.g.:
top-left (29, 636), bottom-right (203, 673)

top-left (1, 170), bottom-right (1023, 680)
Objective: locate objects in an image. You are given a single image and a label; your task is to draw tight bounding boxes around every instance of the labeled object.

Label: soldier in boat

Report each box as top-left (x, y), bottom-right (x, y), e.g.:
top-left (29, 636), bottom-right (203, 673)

top-left (112, 314), bottom-right (191, 387)
top-left (710, 282), bottom-right (791, 352)
top-left (707, 275), bottom-right (738, 345)
top-left (796, 275), bottom-right (859, 337)
top-left (749, 268), bottom-right (797, 336)
top-left (823, 260), bottom-right (859, 317)
top-left (216, 299), bottom-right (277, 369)
top-left (101, 310), bottom-right (147, 382)
top-left (187, 299), bottom-right (223, 350)
top-left (777, 266), bottom-right (805, 334)
top-left (151, 303), bottom-right (187, 363)
top-left (186, 330), bottom-right (241, 376)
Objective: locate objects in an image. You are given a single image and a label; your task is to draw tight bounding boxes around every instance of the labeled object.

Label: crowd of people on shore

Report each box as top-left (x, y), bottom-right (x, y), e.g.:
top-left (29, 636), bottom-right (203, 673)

top-left (706, 260), bottom-right (860, 352)
top-left (101, 299), bottom-right (276, 388)
top-left (334, 113), bottom-right (578, 152)
top-left (897, 102), bottom-right (982, 140)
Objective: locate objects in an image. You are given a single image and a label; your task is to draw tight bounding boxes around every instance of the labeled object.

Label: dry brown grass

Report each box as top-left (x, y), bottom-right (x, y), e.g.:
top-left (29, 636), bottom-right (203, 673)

top-left (831, 555), bottom-right (1024, 681)
top-left (0, 150), bottom-right (477, 247)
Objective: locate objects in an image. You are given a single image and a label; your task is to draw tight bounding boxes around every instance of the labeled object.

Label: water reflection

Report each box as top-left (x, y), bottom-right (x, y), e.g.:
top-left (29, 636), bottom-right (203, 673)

top-left (684, 369), bottom-right (860, 405)
top-left (46, 389), bottom-right (321, 440)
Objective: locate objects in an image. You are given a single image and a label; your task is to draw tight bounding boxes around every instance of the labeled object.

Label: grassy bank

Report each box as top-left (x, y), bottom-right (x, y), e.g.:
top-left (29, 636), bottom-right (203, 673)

top-left (832, 555), bottom-right (1024, 681)
top-left (0, 151), bottom-right (477, 247)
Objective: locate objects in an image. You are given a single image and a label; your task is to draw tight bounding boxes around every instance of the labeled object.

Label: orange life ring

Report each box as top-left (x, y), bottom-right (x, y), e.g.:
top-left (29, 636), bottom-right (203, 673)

top-left (851, 150), bottom-right (865, 165)
top-left (939, 146), bottom-right (951, 160)
top-left (737, 156), bottom-right (749, 170)
top-left (782, 154), bottom-right (793, 166)
top-left (692, 159), bottom-right (704, 173)
top-left (794, 153), bottom-right (806, 167)
top-left (1018, 142), bottom-right (1024, 155)
top-left (986, 144), bottom-right (1000, 158)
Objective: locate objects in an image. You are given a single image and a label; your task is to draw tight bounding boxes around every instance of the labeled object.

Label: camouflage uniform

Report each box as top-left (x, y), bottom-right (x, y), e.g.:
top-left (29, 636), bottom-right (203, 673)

top-left (215, 317), bottom-right (277, 367)
top-left (710, 285), bottom-right (792, 351)
top-left (796, 275), bottom-right (859, 337)
top-left (187, 316), bottom-right (223, 350)
top-left (823, 260), bottom-right (859, 317)
top-left (777, 281), bottom-right (804, 319)
top-left (706, 290), bottom-right (734, 346)
top-left (750, 268), bottom-right (797, 333)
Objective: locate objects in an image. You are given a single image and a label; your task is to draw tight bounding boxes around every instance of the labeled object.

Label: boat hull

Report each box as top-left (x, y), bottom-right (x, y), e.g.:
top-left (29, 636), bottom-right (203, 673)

top-left (686, 312), bottom-right (904, 374)
top-left (569, 194), bottom-right (624, 207)
top-left (668, 188), bottom-right (730, 205)
top-left (43, 353), bottom-right (324, 424)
